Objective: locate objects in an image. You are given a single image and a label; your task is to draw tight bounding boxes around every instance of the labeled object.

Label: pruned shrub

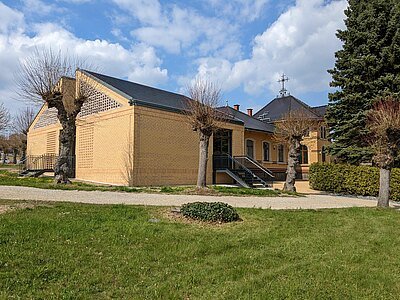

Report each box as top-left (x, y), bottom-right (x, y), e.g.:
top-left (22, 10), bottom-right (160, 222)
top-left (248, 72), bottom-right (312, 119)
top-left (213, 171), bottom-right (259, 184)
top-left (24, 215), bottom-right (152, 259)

top-left (180, 202), bottom-right (240, 223)
top-left (309, 163), bottom-right (400, 201)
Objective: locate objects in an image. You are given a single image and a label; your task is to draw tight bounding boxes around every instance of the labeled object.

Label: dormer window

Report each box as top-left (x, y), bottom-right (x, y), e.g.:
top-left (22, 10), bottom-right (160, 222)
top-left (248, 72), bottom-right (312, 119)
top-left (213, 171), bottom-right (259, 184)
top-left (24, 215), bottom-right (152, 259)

top-left (258, 112), bottom-right (270, 122)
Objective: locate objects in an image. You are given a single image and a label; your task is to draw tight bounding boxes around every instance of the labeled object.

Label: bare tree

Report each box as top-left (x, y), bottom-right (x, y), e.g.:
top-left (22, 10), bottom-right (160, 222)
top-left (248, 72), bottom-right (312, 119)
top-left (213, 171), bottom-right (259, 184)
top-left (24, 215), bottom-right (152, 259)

top-left (275, 110), bottom-right (315, 192)
top-left (0, 135), bottom-right (9, 164)
top-left (13, 107), bottom-right (36, 160)
top-left (184, 78), bottom-right (225, 189)
top-left (7, 133), bottom-right (24, 164)
top-left (367, 96), bottom-right (400, 207)
top-left (0, 102), bottom-right (10, 133)
top-left (16, 48), bottom-right (94, 184)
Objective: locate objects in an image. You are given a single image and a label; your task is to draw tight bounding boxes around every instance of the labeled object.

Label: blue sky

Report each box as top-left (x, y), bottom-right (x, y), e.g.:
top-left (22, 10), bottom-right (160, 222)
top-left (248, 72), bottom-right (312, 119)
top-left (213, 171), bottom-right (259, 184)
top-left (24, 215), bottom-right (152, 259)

top-left (0, 0), bottom-right (347, 115)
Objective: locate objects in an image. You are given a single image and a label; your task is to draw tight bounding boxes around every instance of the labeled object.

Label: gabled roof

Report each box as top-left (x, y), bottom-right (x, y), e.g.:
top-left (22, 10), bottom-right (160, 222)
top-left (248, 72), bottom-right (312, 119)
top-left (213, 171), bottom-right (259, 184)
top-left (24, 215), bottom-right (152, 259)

top-left (83, 70), bottom-right (191, 111)
top-left (217, 106), bottom-right (275, 133)
top-left (81, 70), bottom-right (243, 125)
top-left (253, 95), bottom-right (325, 122)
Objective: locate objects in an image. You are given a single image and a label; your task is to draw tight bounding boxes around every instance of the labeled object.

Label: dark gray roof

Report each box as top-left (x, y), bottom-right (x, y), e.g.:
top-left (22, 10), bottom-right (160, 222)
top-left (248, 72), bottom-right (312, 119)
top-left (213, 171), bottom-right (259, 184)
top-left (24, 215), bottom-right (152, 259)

top-left (82, 70), bottom-right (243, 125)
top-left (253, 95), bottom-right (324, 122)
top-left (217, 106), bottom-right (275, 133)
top-left (84, 70), bottom-right (190, 111)
top-left (312, 105), bottom-right (327, 117)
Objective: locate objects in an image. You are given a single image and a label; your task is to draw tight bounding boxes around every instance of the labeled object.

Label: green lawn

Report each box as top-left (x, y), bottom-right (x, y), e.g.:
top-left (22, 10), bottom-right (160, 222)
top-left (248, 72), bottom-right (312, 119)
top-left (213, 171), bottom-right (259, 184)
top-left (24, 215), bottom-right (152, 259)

top-left (1, 201), bottom-right (399, 299)
top-left (0, 170), bottom-right (294, 197)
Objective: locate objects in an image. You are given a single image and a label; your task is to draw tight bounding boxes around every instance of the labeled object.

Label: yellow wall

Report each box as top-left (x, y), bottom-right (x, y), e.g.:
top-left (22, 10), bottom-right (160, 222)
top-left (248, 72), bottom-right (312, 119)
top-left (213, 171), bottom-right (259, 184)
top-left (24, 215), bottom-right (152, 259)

top-left (26, 70), bottom-right (330, 186)
top-left (132, 105), bottom-right (244, 186)
top-left (243, 126), bottom-right (331, 179)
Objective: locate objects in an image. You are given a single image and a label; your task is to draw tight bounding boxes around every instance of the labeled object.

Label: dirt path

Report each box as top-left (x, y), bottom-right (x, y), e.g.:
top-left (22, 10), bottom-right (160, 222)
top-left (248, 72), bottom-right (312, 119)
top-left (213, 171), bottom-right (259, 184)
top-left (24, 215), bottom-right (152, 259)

top-left (0, 185), bottom-right (380, 210)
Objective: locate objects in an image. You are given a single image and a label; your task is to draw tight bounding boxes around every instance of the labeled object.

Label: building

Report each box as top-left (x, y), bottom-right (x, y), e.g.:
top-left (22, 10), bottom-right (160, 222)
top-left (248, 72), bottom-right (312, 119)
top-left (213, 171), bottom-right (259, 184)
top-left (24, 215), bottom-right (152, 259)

top-left (26, 70), bottom-right (330, 187)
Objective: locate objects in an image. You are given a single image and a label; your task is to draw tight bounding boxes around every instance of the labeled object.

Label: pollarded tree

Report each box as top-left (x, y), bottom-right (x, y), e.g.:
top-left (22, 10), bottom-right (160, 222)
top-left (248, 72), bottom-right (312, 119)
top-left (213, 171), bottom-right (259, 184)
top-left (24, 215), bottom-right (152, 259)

top-left (367, 96), bottom-right (400, 207)
top-left (275, 110), bottom-right (315, 192)
top-left (17, 48), bottom-right (95, 184)
top-left (13, 107), bottom-right (35, 160)
top-left (185, 78), bottom-right (225, 189)
top-left (327, 0), bottom-right (400, 164)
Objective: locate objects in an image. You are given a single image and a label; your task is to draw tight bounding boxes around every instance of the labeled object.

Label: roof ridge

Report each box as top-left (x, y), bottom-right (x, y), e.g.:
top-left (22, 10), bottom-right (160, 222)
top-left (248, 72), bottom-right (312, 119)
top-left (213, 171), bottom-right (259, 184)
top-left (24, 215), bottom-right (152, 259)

top-left (83, 70), bottom-right (187, 100)
top-left (220, 105), bottom-right (272, 124)
top-left (289, 95), bottom-right (321, 118)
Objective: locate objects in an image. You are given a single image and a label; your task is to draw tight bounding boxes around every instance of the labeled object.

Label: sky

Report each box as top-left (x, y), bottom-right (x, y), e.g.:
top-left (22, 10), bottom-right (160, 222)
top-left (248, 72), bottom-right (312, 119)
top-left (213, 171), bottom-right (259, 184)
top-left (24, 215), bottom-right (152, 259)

top-left (0, 0), bottom-right (347, 115)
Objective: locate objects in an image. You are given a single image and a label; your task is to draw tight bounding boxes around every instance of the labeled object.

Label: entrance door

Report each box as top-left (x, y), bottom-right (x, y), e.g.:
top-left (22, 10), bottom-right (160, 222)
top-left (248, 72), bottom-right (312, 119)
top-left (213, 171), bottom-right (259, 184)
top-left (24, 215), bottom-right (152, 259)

top-left (246, 139), bottom-right (254, 159)
top-left (213, 129), bottom-right (232, 170)
top-left (213, 130), bottom-right (232, 156)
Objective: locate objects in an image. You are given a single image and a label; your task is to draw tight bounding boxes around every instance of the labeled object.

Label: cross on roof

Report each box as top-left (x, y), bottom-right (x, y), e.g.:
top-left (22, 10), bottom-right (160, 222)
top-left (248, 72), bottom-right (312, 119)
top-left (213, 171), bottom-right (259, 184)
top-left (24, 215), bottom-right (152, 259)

top-left (278, 73), bottom-right (289, 97)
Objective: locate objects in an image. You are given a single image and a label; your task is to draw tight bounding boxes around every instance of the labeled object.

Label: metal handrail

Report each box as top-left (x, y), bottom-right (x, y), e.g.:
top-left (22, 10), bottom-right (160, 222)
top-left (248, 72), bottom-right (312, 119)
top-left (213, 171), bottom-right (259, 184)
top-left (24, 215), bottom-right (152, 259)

top-left (234, 155), bottom-right (275, 178)
top-left (213, 154), bottom-right (267, 186)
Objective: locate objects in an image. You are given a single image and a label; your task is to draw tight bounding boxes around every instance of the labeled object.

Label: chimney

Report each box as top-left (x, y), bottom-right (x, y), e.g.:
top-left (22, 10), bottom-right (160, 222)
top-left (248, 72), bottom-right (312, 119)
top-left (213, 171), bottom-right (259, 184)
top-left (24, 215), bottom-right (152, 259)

top-left (247, 108), bottom-right (253, 116)
top-left (233, 104), bottom-right (240, 111)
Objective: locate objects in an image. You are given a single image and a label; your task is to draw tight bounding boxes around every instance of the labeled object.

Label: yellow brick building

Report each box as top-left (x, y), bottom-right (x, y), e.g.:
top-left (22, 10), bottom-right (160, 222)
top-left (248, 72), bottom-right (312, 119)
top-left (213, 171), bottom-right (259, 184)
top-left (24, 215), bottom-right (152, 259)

top-left (27, 70), bottom-right (330, 186)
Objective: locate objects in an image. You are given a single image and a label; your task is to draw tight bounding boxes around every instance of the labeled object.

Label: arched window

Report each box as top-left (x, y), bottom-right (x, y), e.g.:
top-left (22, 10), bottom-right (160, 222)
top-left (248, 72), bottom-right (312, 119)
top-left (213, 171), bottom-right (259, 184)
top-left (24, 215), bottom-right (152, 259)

top-left (322, 146), bottom-right (326, 162)
top-left (246, 139), bottom-right (254, 159)
top-left (298, 145), bottom-right (308, 164)
top-left (263, 142), bottom-right (270, 162)
top-left (278, 144), bottom-right (284, 163)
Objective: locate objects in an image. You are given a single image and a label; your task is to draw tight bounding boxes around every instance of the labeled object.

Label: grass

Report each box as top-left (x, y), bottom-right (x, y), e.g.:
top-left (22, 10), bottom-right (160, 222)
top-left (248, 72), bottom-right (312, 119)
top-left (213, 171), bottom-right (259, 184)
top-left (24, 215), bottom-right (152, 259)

top-left (0, 201), bottom-right (400, 299)
top-left (0, 164), bottom-right (20, 169)
top-left (0, 170), bottom-right (297, 197)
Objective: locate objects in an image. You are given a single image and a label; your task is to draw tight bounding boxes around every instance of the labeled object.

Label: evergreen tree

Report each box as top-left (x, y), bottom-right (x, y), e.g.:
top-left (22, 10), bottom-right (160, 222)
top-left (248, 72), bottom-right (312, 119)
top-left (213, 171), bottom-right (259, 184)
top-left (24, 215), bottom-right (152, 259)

top-left (327, 0), bottom-right (400, 164)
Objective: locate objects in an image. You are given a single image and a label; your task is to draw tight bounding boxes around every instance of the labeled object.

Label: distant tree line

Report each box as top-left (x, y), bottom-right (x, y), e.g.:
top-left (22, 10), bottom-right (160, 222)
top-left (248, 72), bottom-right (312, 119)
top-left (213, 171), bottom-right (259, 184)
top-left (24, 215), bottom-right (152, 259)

top-left (0, 104), bottom-right (35, 164)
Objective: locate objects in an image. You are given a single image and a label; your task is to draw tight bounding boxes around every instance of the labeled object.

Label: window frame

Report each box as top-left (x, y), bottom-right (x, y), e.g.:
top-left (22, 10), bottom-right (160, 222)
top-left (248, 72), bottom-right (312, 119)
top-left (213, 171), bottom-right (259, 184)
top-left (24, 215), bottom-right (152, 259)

top-left (277, 144), bottom-right (285, 163)
top-left (262, 141), bottom-right (270, 162)
top-left (245, 139), bottom-right (255, 159)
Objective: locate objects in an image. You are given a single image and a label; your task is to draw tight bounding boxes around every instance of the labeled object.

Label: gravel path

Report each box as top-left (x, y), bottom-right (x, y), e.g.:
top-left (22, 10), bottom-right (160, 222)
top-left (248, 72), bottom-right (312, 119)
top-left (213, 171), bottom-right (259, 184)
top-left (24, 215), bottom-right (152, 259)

top-left (0, 185), bottom-right (379, 210)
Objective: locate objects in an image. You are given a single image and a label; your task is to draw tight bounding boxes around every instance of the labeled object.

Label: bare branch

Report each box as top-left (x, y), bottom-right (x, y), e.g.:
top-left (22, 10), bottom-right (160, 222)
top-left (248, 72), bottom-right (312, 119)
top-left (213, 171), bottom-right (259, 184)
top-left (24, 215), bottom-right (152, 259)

top-left (14, 107), bottom-right (36, 135)
top-left (0, 102), bottom-right (10, 132)
top-left (367, 96), bottom-right (400, 168)
top-left (183, 77), bottom-right (225, 135)
top-left (274, 109), bottom-right (316, 144)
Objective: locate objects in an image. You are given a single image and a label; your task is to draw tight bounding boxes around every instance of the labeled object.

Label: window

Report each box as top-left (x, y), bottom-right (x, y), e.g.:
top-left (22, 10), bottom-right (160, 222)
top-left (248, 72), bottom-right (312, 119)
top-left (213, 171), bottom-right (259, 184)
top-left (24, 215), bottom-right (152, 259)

top-left (322, 146), bottom-right (326, 162)
top-left (246, 139), bottom-right (254, 159)
top-left (320, 126), bottom-right (327, 139)
top-left (298, 145), bottom-right (308, 164)
top-left (263, 142), bottom-right (270, 161)
top-left (278, 144), bottom-right (284, 163)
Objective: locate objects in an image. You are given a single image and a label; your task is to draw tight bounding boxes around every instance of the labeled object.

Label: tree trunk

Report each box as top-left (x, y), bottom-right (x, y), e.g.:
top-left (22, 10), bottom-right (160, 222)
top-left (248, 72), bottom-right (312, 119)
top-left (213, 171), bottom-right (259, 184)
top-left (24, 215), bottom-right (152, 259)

top-left (377, 167), bottom-right (390, 207)
top-left (283, 139), bottom-right (300, 192)
top-left (197, 131), bottom-right (210, 189)
top-left (21, 140), bottom-right (27, 161)
top-left (13, 149), bottom-right (18, 164)
top-left (54, 119), bottom-right (76, 184)
top-left (48, 93), bottom-right (82, 185)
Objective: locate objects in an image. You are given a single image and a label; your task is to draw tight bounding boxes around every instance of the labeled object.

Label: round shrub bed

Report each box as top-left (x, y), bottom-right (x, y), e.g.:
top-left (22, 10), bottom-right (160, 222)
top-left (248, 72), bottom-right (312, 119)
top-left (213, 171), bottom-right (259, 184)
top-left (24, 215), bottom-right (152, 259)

top-left (180, 202), bottom-right (240, 223)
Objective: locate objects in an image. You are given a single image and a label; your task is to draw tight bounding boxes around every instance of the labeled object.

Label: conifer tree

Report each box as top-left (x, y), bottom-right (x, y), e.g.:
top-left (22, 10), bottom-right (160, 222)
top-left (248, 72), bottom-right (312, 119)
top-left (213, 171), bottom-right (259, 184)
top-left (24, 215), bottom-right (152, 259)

top-left (327, 0), bottom-right (400, 163)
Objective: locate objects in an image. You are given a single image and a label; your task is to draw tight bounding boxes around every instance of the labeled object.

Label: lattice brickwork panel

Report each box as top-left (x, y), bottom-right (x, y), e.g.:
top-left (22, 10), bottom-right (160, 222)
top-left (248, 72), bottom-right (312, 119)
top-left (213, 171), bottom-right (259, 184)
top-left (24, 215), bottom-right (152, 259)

top-left (77, 126), bottom-right (94, 169)
top-left (46, 131), bottom-right (57, 154)
top-left (79, 83), bottom-right (122, 117)
top-left (34, 108), bottom-right (58, 129)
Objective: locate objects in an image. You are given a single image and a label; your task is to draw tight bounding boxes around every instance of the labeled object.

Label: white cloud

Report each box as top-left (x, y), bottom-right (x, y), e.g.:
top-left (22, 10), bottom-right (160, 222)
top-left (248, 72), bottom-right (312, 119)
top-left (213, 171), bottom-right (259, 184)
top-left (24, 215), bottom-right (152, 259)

top-left (21, 0), bottom-right (64, 16)
top-left (191, 0), bottom-right (347, 96)
top-left (0, 2), bottom-right (24, 34)
top-left (206, 0), bottom-right (269, 22)
top-left (113, 0), bottom-right (241, 58)
top-left (0, 3), bottom-right (168, 114)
